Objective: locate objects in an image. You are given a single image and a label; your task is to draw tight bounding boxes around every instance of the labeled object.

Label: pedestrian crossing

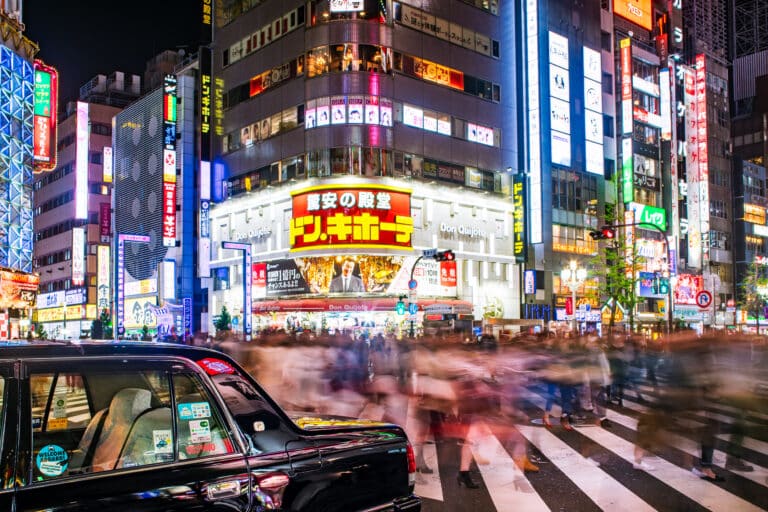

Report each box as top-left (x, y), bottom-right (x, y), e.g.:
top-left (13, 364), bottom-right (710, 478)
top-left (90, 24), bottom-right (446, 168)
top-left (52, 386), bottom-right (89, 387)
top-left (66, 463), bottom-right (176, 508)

top-left (361, 385), bottom-right (768, 511)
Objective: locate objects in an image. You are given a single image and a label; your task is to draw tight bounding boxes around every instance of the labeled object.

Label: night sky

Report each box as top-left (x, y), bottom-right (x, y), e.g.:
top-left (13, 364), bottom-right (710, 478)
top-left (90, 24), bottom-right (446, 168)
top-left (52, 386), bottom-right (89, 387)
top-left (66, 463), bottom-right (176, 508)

top-left (23, 0), bottom-right (203, 106)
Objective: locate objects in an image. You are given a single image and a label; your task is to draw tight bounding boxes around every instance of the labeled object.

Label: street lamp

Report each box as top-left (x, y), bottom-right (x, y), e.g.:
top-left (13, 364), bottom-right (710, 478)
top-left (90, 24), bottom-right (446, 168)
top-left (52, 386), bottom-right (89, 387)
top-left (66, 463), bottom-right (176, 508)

top-left (561, 260), bottom-right (587, 334)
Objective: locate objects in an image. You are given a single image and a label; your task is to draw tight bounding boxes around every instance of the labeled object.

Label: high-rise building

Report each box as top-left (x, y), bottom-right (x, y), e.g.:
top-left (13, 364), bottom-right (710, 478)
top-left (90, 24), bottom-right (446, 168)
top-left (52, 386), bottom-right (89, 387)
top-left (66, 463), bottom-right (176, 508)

top-left (112, 55), bottom-right (204, 340)
top-left (32, 73), bottom-right (141, 339)
top-left (206, 0), bottom-right (522, 336)
top-left (0, 5), bottom-right (41, 338)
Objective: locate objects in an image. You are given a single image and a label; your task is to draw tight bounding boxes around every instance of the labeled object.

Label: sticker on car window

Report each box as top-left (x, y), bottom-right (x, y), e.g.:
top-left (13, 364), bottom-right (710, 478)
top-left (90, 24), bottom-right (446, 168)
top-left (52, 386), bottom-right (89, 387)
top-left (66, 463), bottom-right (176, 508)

top-left (178, 402), bottom-right (211, 420)
top-left (52, 394), bottom-right (67, 419)
top-left (36, 444), bottom-right (69, 477)
top-left (189, 419), bottom-right (212, 443)
top-left (153, 430), bottom-right (173, 455)
top-left (48, 418), bottom-right (67, 430)
top-left (197, 358), bottom-right (236, 376)
top-left (32, 416), bottom-right (42, 429)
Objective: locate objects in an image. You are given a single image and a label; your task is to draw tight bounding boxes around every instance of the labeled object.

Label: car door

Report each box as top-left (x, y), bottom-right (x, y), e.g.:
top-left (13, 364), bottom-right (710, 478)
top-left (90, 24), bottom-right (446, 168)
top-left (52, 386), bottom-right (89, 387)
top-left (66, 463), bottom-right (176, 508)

top-left (0, 362), bottom-right (17, 512)
top-left (13, 357), bottom-right (252, 512)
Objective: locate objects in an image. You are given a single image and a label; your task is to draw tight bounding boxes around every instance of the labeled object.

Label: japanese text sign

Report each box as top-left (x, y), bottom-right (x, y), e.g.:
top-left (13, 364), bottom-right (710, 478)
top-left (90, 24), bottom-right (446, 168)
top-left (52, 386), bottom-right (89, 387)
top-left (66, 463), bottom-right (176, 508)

top-left (290, 184), bottom-right (414, 252)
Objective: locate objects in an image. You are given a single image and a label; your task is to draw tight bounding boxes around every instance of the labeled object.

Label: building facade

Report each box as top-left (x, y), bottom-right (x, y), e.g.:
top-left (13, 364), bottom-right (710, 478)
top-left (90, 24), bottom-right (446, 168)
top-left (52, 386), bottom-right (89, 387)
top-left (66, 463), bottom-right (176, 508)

top-left (32, 73), bottom-right (141, 339)
top-left (207, 0), bottom-right (522, 337)
top-left (112, 60), bottom-right (205, 340)
top-left (0, 6), bottom-right (41, 338)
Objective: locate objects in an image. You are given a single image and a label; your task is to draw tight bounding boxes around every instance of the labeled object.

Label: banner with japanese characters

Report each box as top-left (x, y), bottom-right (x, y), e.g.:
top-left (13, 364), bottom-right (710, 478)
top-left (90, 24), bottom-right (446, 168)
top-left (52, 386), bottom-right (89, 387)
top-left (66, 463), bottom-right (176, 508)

top-left (252, 255), bottom-right (456, 298)
top-left (289, 184), bottom-right (414, 252)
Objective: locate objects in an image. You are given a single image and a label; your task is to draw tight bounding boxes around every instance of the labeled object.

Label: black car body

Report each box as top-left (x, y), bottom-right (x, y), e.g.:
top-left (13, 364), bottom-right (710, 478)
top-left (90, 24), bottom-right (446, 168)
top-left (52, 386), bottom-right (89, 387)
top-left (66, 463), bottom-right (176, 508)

top-left (0, 341), bottom-right (420, 511)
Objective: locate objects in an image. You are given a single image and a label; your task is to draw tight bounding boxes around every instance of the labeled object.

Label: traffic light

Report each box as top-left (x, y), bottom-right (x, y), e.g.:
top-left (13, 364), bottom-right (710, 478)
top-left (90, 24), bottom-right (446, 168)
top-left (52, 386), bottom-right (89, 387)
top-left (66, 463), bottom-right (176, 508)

top-left (589, 226), bottom-right (616, 240)
top-left (435, 249), bottom-right (455, 261)
top-left (395, 296), bottom-right (406, 315)
top-left (658, 277), bottom-right (670, 294)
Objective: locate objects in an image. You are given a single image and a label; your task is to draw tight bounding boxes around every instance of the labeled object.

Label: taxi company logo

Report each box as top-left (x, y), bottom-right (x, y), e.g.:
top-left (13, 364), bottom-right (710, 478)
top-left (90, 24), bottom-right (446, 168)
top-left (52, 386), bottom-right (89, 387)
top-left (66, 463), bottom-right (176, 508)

top-left (440, 222), bottom-right (487, 239)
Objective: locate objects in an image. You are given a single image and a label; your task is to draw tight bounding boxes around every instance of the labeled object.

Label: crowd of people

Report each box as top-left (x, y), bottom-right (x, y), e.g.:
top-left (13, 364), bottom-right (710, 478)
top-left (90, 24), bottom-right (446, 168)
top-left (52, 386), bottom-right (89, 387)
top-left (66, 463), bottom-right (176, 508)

top-left (211, 326), bottom-right (766, 488)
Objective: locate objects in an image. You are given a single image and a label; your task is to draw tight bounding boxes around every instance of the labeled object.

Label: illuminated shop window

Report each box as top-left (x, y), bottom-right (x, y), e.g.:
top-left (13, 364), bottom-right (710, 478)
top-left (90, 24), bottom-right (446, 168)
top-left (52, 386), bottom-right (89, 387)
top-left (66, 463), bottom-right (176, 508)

top-left (393, 52), bottom-right (500, 102)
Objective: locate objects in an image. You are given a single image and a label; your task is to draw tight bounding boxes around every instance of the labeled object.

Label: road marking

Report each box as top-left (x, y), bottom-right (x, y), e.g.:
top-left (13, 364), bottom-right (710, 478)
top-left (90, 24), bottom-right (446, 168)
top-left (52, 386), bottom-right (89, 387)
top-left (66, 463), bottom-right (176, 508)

top-left (527, 394), bottom-right (764, 512)
top-left (469, 421), bottom-right (550, 511)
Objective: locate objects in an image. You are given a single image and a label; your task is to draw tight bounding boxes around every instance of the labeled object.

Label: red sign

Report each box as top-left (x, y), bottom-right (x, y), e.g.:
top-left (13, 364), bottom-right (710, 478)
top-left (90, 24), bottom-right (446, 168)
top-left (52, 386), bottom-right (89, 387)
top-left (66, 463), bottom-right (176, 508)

top-left (674, 274), bottom-right (704, 305)
top-left (440, 261), bottom-right (457, 287)
top-left (565, 297), bottom-right (574, 316)
top-left (289, 184), bottom-right (413, 252)
top-left (100, 202), bottom-right (111, 238)
top-left (162, 183), bottom-right (177, 246)
top-left (252, 262), bottom-right (267, 287)
top-left (33, 60), bottom-right (58, 172)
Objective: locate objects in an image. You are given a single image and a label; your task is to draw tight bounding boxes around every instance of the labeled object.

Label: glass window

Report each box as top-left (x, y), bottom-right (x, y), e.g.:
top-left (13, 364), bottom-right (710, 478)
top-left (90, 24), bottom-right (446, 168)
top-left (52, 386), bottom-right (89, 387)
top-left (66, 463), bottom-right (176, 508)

top-left (30, 369), bottom-right (172, 481)
top-left (173, 374), bottom-right (234, 460)
top-left (308, 46), bottom-right (330, 78)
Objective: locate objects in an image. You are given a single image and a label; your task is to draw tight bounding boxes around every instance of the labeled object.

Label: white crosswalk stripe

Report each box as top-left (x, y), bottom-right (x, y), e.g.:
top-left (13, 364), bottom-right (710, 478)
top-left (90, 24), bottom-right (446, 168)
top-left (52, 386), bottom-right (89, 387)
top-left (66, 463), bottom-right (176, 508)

top-left (401, 385), bottom-right (768, 512)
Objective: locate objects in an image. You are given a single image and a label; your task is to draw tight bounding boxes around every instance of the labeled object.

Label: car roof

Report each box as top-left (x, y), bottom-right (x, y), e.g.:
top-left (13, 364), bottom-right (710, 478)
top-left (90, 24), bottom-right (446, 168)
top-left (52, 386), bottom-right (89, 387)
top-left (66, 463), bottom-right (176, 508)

top-left (0, 341), bottom-right (227, 361)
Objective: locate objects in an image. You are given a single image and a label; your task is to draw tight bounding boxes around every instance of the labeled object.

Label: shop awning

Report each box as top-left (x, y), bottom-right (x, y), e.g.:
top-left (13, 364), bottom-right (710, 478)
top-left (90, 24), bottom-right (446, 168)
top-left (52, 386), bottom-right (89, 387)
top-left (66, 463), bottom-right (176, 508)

top-left (253, 297), bottom-right (474, 314)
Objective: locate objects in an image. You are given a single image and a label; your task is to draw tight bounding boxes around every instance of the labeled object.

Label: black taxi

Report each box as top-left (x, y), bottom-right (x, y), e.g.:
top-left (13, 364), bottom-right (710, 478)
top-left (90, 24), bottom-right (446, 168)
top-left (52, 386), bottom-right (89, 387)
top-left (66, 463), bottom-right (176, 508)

top-left (0, 341), bottom-right (420, 511)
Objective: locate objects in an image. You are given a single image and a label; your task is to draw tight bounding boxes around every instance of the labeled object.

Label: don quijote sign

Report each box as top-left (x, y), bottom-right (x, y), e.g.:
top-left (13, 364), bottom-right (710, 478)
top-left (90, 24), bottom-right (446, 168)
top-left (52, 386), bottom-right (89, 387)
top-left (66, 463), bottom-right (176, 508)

top-left (439, 222), bottom-right (487, 239)
top-left (232, 227), bottom-right (272, 242)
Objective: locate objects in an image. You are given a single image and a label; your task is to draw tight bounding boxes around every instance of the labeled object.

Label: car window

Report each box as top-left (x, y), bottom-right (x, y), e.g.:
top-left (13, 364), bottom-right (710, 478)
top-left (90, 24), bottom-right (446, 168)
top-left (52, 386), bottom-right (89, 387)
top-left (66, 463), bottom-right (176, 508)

top-left (29, 369), bottom-right (171, 482)
top-left (172, 373), bottom-right (234, 459)
top-left (31, 373), bottom-right (91, 432)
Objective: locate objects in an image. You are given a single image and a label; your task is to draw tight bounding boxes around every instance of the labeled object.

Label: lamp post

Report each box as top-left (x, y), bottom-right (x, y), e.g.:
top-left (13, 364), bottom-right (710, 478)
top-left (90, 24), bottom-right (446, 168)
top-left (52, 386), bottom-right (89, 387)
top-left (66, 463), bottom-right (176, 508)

top-left (561, 260), bottom-right (587, 334)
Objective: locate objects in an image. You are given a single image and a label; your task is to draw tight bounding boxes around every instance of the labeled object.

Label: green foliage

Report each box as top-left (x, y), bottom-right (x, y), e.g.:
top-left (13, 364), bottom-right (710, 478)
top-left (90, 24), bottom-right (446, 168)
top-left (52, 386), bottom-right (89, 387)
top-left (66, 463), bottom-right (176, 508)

top-left (590, 207), bottom-right (645, 331)
top-left (33, 323), bottom-right (48, 341)
top-left (214, 305), bottom-right (232, 333)
top-left (738, 260), bottom-right (768, 326)
top-left (141, 324), bottom-right (151, 341)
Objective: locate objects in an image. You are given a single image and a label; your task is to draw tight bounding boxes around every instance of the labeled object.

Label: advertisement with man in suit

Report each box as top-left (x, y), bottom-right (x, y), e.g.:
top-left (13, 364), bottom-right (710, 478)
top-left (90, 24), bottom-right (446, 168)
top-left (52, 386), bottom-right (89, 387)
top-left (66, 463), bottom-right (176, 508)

top-left (329, 258), bottom-right (365, 293)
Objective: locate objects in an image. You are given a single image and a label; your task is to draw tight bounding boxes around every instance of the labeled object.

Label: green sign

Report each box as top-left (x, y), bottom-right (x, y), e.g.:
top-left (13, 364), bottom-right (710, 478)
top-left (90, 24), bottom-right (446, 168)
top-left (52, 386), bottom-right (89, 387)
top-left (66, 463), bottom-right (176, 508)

top-left (630, 202), bottom-right (667, 232)
top-left (34, 70), bottom-right (52, 117)
top-left (621, 137), bottom-right (633, 203)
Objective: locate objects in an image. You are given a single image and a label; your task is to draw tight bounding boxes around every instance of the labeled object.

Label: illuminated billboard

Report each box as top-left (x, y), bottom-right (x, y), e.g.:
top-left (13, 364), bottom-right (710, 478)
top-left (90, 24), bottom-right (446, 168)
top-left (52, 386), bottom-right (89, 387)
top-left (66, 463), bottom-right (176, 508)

top-left (72, 228), bottom-right (86, 286)
top-left (289, 184), bottom-right (413, 252)
top-left (103, 146), bottom-right (113, 183)
top-left (512, 176), bottom-right (525, 260)
top-left (162, 75), bottom-right (177, 248)
top-left (526, 0), bottom-right (542, 244)
top-left (583, 46), bottom-right (604, 175)
top-left (629, 202), bottom-right (667, 231)
top-left (549, 31), bottom-right (571, 167)
top-left (695, 54), bottom-right (710, 264)
top-left (97, 245), bottom-right (110, 312)
top-left (330, 0), bottom-right (364, 12)
top-left (614, 0), bottom-right (652, 30)
top-left (33, 60), bottom-right (58, 172)
top-left (620, 39), bottom-right (633, 135)
top-left (253, 255), bottom-right (456, 298)
top-left (75, 102), bottom-right (89, 220)
top-left (0, 269), bottom-right (39, 309)
top-left (684, 66), bottom-right (700, 269)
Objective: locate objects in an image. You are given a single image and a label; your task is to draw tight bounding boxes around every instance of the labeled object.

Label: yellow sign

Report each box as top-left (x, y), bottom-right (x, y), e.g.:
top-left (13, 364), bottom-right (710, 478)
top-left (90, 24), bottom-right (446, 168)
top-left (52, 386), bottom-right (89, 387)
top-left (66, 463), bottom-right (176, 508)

top-left (601, 305), bottom-right (624, 324)
top-left (34, 305), bottom-right (85, 323)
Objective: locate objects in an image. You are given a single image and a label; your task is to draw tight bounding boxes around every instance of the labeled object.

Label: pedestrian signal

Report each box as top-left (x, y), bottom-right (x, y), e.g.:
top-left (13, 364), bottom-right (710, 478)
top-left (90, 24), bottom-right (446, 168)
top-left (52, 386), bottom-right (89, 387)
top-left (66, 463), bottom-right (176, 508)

top-left (589, 227), bottom-right (616, 240)
top-left (435, 250), bottom-right (455, 261)
top-left (396, 296), bottom-right (406, 315)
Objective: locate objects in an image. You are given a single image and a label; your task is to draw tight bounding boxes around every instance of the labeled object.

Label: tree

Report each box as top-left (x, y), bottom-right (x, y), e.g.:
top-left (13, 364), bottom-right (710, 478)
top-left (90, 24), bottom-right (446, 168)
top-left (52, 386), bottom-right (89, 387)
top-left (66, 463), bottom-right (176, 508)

top-left (590, 205), bottom-right (645, 334)
top-left (141, 325), bottom-right (151, 341)
top-left (738, 259), bottom-right (768, 333)
top-left (33, 323), bottom-right (48, 341)
top-left (214, 305), bottom-right (232, 333)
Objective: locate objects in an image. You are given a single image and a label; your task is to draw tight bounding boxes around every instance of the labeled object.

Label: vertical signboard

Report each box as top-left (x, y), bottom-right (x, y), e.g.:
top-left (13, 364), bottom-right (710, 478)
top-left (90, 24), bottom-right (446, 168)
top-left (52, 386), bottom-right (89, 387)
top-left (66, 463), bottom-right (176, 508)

top-left (512, 175), bottom-right (526, 261)
top-left (162, 75), bottom-right (177, 248)
top-left (525, 0), bottom-right (542, 244)
top-left (583, 47), bottom-right (604, 174)
top-left (549, 31), bottom-right (571, 167)
top-left (72, 228), bottom-right (86, 286)
top-left (99, 202), bottom-right (111, 242)
top-left (116, 234), bottom-right (151, 337)
top-left (695, 54), bottom-right (710, 266)
top-left (75, 102), bottom-right (90, 220)
top-left (620, 39), bottom-right (633, 136)
top-left (199, 47), bottom-right (212, 162)
top-left (684, 66), bottom-right (700, 269)
top-left (659, 69), bottom-right (672, 141)
top-left (33, 60), bottom-right (58, 172)
top-left (97, 245), bottom-right (110, 312)
top-left (161, 260), bottom-right (176, 301)
top-left (102, 146), bottom-right (113, 183)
